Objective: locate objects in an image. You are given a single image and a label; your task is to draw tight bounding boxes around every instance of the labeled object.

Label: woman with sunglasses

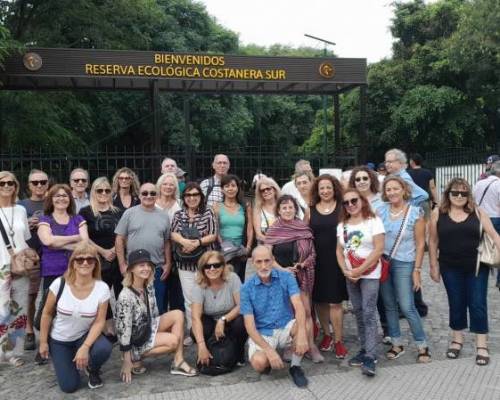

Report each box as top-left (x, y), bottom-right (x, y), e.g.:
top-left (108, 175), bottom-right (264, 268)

top-left (429, 178), bottom-right (500, 366)
top-left (112, 167), bottom-right (141, 212)
top-left (79, 177), bottom-right (123, 338)
top-left (348, 166), bottom-right (383, 211)
top-left (378, 176), bottom-right (431, 363)
top-left (253, 177), bottom-right (281, 244)
top-left (0, 171), bottom-right (31, 367)
top-left (156, 172), bottom-right (181, 221)
top-left (38, 184), bottom-right (88, 292)
top-left (171, 182), bottom-right (218, 340)
top-left (213, 174), bottom-right (254, 282)
top-left (294, 171), bottom-right (314, 221)
top-left (309, 174), bottom-right (349, 357)
top-left (38, 242), bottom-right (112, 393)
top-left (116, 248), bottom-right (196, 383)
top-left (191, 251), bottom-right (247, 368)
top-left (336, 189), bottom-right (385, 376)
top-left (265, 194), bottom-right (323, 362)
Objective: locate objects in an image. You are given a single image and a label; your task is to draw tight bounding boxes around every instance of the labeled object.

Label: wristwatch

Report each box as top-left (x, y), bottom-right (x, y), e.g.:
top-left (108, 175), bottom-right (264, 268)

top-left (220, 316), bottom-right (227, 323)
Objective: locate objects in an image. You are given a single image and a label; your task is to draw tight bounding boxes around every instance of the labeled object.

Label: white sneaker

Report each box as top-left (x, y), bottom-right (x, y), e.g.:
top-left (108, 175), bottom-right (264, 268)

top-left (183, 336), bottom-right (193, 346)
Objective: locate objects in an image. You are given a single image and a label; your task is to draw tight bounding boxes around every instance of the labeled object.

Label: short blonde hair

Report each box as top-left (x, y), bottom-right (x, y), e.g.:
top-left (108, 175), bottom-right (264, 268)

top-left (156, 172), bottom-right (180, 200)
top-left (64, 242), bottom-right (101, 284)
top-left (122, 262), bottom-right (155, 288)
top-left (0, 171), bottom-right (20, 205)
top-left (381, 175), bottom-right (412, 202)
top-left (254, 177), bottom-right (281, 209)
top-left (195, 251), bottom-right (232, 289)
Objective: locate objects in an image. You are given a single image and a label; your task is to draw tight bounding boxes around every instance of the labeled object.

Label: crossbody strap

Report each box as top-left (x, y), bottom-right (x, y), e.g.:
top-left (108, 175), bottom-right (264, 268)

top-left (478, 179), bottom-right (497, 206)
top-left (387, 206), bottom-right (411, 260)
top-left (0, 216), bottom-right (14, 251)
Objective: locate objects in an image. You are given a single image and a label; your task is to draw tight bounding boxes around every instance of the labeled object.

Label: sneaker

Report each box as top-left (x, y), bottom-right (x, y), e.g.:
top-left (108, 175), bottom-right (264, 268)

top-left (289, 366), bottom-right (308, 388)
top-left (334, 341), bottom-right (348, 359)
top-left (348, 350), bottom-right (366, 367)
top-left (24, 333), bottom-right (36, 351)
top-left (183, 336), bottom-right (193, 346)
top-left (86, 367), bottom-right (103, 389)
top-left (319, 334), bottom-right (333, 352)
top-left (34, 352), bottom-right (48, 365)
top-left (361, 357), bottom-right (376, 377)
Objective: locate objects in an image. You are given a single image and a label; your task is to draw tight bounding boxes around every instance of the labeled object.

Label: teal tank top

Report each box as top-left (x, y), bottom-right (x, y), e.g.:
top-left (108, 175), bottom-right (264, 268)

top-left (219, 204), bottom-right (245, 246)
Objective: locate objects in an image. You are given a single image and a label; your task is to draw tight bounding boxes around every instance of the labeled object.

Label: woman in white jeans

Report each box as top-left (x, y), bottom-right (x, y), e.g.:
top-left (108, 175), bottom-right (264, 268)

top-left (170, 182), bottom-right (218, 344)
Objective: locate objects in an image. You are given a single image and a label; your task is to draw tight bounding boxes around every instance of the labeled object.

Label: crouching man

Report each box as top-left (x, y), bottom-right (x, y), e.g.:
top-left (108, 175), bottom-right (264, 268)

top-left (240, 245), bottom-right (309, 387)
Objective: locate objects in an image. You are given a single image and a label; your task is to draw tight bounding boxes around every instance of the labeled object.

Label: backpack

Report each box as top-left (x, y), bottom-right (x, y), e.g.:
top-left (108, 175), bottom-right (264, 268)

top-left (197, 335), bottom-right (238, 376)
top-left (204, 177), bottom-right (219, 205)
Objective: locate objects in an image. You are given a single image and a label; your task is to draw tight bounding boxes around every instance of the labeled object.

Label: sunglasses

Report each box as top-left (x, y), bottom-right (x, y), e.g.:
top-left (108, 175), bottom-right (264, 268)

top-left (96, 188), bottom-right (112, 194)
top-left (184, 192), bottom-right (201, 198)
top-left (355, 176), bottom-right (369, 182)
top-left (260, 187), bottom-right (274, 193)
top-left (72, 178), bottom-right (88, 183)
top-left (0, 181), bottom-right (15, 187)
top-left (118, 176), bottom-right (131, 180)
top-left (30, 180), bottom-right (48, 186)
top-left (343, 198), bottom-right (360, 207)
top-left (450, 190), bottom-right (469, 198)
top-left (203, 262), bottom-right (224, 270)
top-left (141, 191), bottom-right (157, 197)
top-left (74, 257), bottom-right (97, 265)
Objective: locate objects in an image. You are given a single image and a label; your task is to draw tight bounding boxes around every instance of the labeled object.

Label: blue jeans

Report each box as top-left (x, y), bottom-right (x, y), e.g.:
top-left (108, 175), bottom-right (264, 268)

top-left (154, 265), bottom-right (168, 315)
top-left (49, 334), bottom-right (112, 393)
top-left (441, 265), bottom-right (489, 334)
top-left (490, 217), bottom-right (500, 286)
top-left (380, 259), bottom-right (428, 349)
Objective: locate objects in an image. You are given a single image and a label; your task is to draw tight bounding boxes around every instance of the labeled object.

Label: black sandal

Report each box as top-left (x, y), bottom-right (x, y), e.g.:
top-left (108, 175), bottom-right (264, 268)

top-left (446, 341), bottom-right (463, 359)
top-left (386, 345), bottom-right (405, 360)
top-left (417, 347), bottom-right (431, 363)
top-left (476, 347), bottom-right (490, 366)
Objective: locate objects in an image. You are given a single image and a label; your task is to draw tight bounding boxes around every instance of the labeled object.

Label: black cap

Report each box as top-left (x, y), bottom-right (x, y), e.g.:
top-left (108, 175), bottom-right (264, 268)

top-left (127, 249), bottom-right (154, 269)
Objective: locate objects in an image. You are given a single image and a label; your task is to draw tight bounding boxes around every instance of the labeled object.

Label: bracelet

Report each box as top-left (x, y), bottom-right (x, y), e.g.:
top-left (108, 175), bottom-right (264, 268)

top-left (415, 268), bottom-right (422, 272)
top-left (198, 239), bottom-right (203, 246)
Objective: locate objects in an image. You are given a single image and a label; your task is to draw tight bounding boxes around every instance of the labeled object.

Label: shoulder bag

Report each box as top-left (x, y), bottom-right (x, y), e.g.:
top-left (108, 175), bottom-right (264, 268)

top-left (34, 278), bottom-right (66, 331)
top-left (129, 286), bottom-right (152, 347)
top-left (0, 215), bottom-right (39, 277)
top-left (380, 206), bottom-right (411, 282)
top-left (198, 334), bottom-right (238, 376)
top-left (173, 219), bottom-right (205, 263)
top-left (475, 209), bottom-right (500, 273)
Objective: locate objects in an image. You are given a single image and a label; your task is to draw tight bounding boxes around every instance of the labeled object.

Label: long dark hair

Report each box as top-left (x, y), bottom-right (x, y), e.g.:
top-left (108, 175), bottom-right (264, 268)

top-left (220, 174), bottom-right (245, 206)
top-left (182, 181), bottom-right (206, 213)
top-left (348, 166), bottom-right (379, 194)
top-left (440, 178), bottom-right (475, 214)
top-left (44, 184), bottom-right (76, 216)
top-left (311, 174), bottom-right (343, 207)
top-left (340, 188), bottom-right (375, 222)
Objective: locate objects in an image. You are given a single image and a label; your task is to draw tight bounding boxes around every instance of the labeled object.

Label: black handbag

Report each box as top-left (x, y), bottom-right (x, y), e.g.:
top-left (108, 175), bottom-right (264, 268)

top-left (129, 287), bottom-right (152, 347)
top-left (198, 335), bottom-right (238, 376)
top-left (174, 221), bottom-right (205, 263)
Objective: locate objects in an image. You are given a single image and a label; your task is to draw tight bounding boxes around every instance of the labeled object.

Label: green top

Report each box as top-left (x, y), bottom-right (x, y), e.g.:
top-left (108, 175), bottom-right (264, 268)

top-left (219, 204), bottom-right (245, 246)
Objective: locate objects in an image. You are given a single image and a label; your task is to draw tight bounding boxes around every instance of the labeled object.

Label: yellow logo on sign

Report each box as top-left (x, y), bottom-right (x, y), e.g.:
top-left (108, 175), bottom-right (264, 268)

top-left (23, 52), bottom-right (43, 71)
top-left (319, 62), bottom-right (335, 78)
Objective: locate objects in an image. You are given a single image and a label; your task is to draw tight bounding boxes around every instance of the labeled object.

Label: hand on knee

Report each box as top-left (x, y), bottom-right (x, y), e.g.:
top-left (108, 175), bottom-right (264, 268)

top-left (250, 355), bottom-right (269, 372)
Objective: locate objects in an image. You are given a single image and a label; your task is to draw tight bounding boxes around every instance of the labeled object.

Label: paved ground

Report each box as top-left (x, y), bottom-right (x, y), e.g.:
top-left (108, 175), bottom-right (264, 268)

top-left (2, 256), bottom-right (500, 400)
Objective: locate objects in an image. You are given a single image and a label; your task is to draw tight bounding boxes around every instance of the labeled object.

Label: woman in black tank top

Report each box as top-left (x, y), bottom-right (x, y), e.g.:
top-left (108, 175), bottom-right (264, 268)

top-left (429, 178), bottom-right (500, 366)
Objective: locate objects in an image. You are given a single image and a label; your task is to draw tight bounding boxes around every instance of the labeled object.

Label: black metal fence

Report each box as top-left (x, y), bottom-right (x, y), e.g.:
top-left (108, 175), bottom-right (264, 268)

top-left (0, 145), bottom-right (359, 195)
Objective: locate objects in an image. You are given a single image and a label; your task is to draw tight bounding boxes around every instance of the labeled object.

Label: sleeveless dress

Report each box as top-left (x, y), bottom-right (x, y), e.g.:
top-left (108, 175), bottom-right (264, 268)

top-left (310, 205), bottom-right (348, 303)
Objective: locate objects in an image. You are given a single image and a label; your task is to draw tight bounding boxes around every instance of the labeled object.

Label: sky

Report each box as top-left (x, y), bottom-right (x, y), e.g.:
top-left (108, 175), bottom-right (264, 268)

top-left (199, 0), bottom-right (398, 63)
top-left (197, 0), bottom-right (442, 63)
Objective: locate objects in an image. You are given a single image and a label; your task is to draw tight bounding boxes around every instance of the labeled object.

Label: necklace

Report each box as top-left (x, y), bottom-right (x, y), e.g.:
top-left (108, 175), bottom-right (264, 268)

top-left (320, 201), bottom-right (335, 213)
top-left (390, 205), bottom-right (406, 217)
top-left (0, 206), bottom-right (15, 243)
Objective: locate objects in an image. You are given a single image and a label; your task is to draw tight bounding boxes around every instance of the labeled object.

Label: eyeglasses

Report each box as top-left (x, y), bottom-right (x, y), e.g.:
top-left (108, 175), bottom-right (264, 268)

top-left (0, 181), bottom-right (15, 187)
top-left (30, 180), bottom-right (48, 186)
top-left (74, 257), bottom-right (97, 265)
top-left (140, 191), bottom-right (157, 197)
top-left (355, 176), bottom-right (369, 182)
top-left (72, 178), bottom-right (88, 184)
top-left (118, 176), bottom-right (131, 181)
top-left (203, 262), bottom-right (224, 270)
top-left (96, 188), bottom-right (112, 194)
top-left (53, 194), bottom-right (69, 199)
top-left (260, 187), bottom-right (274, 193)
top-left (342, 198), bottom-right (360, 207)
top-left (184, 192), bottom-right (201, 198)
top-left (450, 190), bottom-right (469, 198)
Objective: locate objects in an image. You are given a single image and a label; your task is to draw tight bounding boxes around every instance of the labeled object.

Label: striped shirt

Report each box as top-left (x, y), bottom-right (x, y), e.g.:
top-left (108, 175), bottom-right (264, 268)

top-left (171, 208), bottom-right (218, 271)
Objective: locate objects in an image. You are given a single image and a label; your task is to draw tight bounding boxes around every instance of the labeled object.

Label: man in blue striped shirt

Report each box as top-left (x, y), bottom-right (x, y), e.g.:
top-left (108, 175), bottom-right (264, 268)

top-left (240, 245), bottom-right (309, 387)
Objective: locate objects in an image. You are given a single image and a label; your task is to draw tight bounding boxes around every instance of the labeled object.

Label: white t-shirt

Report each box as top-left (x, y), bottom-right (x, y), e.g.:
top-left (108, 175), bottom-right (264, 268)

top-left (50, 278), bottom-right (110, 341)
top-left (0, 205), bottom-right (30, 267)
top-left (337, 216), bottom-right (385, 279)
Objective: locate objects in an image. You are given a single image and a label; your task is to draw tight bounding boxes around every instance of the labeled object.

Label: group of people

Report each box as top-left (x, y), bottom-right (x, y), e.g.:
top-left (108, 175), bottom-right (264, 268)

top-left (0, 148), bottom-right (499, 392)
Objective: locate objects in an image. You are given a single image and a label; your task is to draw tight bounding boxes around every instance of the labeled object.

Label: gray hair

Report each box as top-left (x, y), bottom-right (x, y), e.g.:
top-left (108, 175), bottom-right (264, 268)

top-left (491, 161), bottom-right (500, 176)
top-left (251, 244), bottom-right (273, 259)
top-left (294, 159), bottom-right (311, 174)
top-left (385, 148), bottom-right (407, 164)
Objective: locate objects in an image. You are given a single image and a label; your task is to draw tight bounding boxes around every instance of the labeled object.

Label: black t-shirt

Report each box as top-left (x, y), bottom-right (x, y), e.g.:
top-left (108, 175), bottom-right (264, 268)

top-left (408, 168), bottom-right (433, 195)
top-left (79, 206), bottom-right (122, 249)
top-left (272, 241), bottom-right (298, 268)
top-left (113, 193), bottom-right (140, 212)
top-left (17, 198), bottom-right (45, 252)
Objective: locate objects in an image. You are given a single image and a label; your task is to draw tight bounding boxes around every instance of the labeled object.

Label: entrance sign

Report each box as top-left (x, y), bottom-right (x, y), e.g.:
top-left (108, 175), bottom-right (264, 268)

top-left (1, 48), bottom-right (366, 94)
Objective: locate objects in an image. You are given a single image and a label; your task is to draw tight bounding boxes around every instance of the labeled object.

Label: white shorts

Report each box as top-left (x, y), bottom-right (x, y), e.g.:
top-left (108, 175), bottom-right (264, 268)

top-left (248, 319), bottom-right (295, 360)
